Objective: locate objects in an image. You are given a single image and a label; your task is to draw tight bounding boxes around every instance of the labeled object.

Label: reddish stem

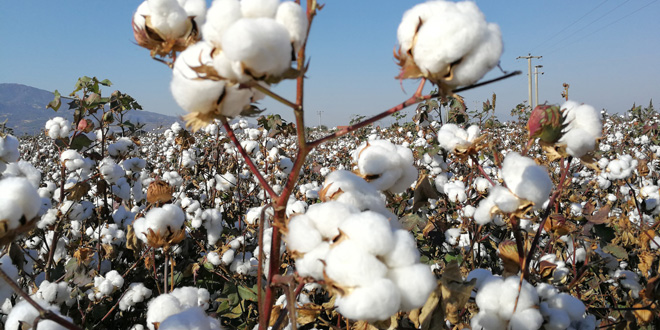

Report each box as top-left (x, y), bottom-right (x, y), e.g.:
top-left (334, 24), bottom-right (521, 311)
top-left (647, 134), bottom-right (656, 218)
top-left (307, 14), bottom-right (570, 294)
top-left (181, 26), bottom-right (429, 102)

top-left (221, 117), bottom-right (279, 200)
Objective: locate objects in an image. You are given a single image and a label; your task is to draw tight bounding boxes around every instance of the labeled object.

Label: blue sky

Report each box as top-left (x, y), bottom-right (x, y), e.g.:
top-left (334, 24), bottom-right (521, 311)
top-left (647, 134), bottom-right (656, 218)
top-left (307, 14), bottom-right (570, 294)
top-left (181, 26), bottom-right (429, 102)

top-left (1, 1), bottom-right (659, 127)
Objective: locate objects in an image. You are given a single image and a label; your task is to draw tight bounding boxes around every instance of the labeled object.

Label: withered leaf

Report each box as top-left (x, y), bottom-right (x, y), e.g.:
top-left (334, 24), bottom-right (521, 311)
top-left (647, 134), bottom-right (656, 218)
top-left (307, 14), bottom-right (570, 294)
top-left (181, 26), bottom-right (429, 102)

top-left (498, 240), bottom-right (521, 276)
top-left (64, 181), bottom-right (90, 201)
top-left (602, 244), bottom-right (628, 260)
top-left (439, 261), bottom-right (475, 325)
top-left (586, 204), bottom-right (611, 224)
top-left (412, 174), bottom-right (440, 212)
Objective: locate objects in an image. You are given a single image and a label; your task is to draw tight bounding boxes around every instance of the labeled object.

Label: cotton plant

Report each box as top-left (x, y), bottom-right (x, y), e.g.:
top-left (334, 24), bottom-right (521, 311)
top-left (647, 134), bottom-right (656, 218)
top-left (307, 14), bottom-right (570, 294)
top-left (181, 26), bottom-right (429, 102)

top-left (286, 201), bottom-right (436, 321)
top-left (474, 152), bottom-right (553, 225)
top-left (351, 139), bottom-right (418, 193)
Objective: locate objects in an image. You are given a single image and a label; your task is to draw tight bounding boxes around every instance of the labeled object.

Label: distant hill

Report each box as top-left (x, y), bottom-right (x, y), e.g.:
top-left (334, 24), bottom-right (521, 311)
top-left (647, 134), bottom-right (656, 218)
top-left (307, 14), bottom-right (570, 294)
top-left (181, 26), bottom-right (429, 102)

top-left (0, 83), bottom-right (177, 135)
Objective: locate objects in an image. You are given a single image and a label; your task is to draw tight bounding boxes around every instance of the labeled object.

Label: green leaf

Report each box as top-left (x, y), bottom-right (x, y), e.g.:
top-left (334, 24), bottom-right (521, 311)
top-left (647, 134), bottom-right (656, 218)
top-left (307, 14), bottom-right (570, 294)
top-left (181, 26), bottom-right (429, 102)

top-left (70, 134), bottom-right (93, 151)
top-left (46, 90), bottom-right (62, 111)
top-left (237, 284), bottom-right (258, 302)
top-left (602, 244), bottom-right (628, 260)
top-left (445, 253), bottom-right (463, 264)
top-left (99, 79), bottom-right (113, 86)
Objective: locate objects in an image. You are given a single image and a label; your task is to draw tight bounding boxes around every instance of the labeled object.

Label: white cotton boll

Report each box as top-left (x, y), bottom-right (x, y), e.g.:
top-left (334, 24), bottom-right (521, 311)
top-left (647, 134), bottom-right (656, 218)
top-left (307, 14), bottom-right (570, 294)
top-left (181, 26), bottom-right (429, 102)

top-left (613, 269), bottom-right (642, 298)
top-left (222, 18), bottom-right (292, 79)
top-left (338, 211), bottom-right (394, 256)
top-left (120, 283), bottom-right (153, 311)
top-left (207, 251), bottom-right (222, 266)
top-left (509, 308), bottom-right (544, 330)
top-left (353, 140), bottom-right (417, 193)
top-left (444, 181), bottom-right (467, 203)
top-left (451, 23), bottom-right (503, 86)
top-left (286, 214), bottom-right (323, 253)
top-left (3, 160), bottom-right (41, 188)
top-left (219, 82), bottom-right (259, 117)
top-left (434, 173), bottom-right (449, 193)
top-left (220, 249), bottom-right (236, 265)
top-left (490, 186), bottom-right (520, 212)
top-left (470, 311), bottom-right (506, 330)
top-left (201, 208), bottom-right (224, 246)
top-left (45, 117), bottom-right (71, 139)
top-left (178, 0), bottom-right (206, 27)
top-left (5, 299), bottom-right (72, 330)
top-left (547, 293), bottom-right (585, 321)
top-left (0, 134), bottom-right (20, 165)
top-left (444, 227), bottom-right (461, 245)
top-left (159, 306), bottom-right (213, 330)
top-left (498, 277), bottom-right (539, 321)
top-left (382, 229), bottom-right (420, 268)
top-left (325, 240), bottom-right (387, 287)
top-left (171, 41), bottom-right (226, 114)
top-left (147, 0), bottom-right (190, 38)
top-left (202, 0), bottom-right (241, 44)
top-left (335, 278), bottom-right (401, 322)
top-left (134, 204), bottom-right (185, 243)
top-left (559, 101), bottom-right (603, 158)
top-left (474, 177), bottom-right (491, 193)
top-left (171, 287), bottom-right (210, 309)
top-left (475, 276), bottom-right (504, 314)
top-left (502, 152), bottom-right (552, 208)
top-left (304, 201), bottom-right (357, 239)
top-left (241, 0), bottom-right (280, 18)
top-left (322, 170), bottom-right (388, 212)
top-left (606, 155), bottom-right (637, 180)
top-left (541, 305), bottom-right (571, 330)
top-left (0, 177), bottom-right (42, 230)
top-left (474, 197), bottom-right (496, 225)
top-left (275, 1), bottom-right (308, 53)
top-left (387, 263), bottom-right (436, 311)
top-left (295, 241), bottom-right (330, 280)
top-left (146, 294), bottom-right (183, 330)
top-left (535, 282), bottom-right (558, 301)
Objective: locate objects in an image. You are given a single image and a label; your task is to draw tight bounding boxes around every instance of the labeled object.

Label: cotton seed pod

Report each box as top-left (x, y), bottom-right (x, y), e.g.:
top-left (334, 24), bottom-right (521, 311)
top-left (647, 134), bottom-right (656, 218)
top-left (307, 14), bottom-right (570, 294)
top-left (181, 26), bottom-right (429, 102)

top-left (527, 104), bottom-right (564, 143)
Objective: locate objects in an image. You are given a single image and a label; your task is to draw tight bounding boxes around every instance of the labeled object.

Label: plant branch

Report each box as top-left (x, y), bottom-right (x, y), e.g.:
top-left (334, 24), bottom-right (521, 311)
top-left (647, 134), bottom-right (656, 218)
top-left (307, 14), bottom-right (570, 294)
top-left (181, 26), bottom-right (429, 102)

top-left (221, 117), bottom-right (279, 200)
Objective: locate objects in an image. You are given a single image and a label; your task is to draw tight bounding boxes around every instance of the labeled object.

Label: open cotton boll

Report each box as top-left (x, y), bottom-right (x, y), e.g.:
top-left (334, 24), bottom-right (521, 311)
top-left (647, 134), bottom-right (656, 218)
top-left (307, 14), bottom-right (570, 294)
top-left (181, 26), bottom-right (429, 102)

top-left (45, 117), bottom-right (70, 139)
top-left (502, 152), bottom-right (552, 208)
top-left (295, 241), bottom-right (330, 280)
top-left (177, 0), bottom-right (206, 27)
top-left (202, 0), bottom-right (241, 44)
top-left (338, 211), bottom-right (395, 256)
top-left (132, 204), bottom-right (185, 243)
top-left (171, 287), bottom-right (210, 309)
top-left (382, 229), bottom-right (420, 268)
top-left (321, 170), bottom-right (388, 212)
top-left (325, 240), bottom-right (388, 287)
top-left (335, 278), bottom-right (401, 322)
top-left (146, 0), bottom-right (190, 39)
top-left (286, 214), bottom-right (323, 253)
top-left (489, 185), bottom-right (521, 213)
top-left (303, 201), bottom-right (358, 239)
top-left (3, 160), bottom-right (42, 188)
top-left (474, 276), bottom-right (504, 314)
top-left (509, 308), bottom-right (544, 330)
top-left (119, 283), bottom-right (153, 311)
top-left (558, 101), bottom-right (603, 158)
top-left (450, 23), bottom-right (503, 86)
top-left (546, 292), bottom-right (586, 322)
top-left (159, 306), bottom-right (221, 330)
top-left (275, 1), bottom-right (308, 53)
top-left (436, 123), bottom-right (480, 152)
top-left (146, 294), bottom-right (183, 330)
top-left (397, 0), bottom-right (501, 87)
top-left (353, 140), bottom-right (417, 193)
top-left (606, 154), bottom-right (637, 180)
top-left (497, 276), bottom-right (539, 321)
top-left (222, 18), bottom-right (292, 80)
top-left (5, 299), bottom-right (72, 330)
top-left (240, 0), bottom-right (280, 18)
top-left (387, 263), bottom-right (436, 311)
top-left (0, 134), bottom-right (19, 166)
top-left (171, 42), bottom-right (226, 114)
top-left (474, 197), bottom-right (496, 225)
top-left (470, 311), bottom-right (506, 330)
top-left (0, 177), bottom-right (42, 230)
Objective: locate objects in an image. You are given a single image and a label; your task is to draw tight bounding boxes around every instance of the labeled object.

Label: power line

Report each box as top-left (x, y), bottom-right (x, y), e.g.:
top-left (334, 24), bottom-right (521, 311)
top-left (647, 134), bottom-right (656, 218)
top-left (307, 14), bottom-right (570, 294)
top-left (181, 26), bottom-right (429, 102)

top-left (544, 0), bottom-right (658, 56)
top-left (537, 0), bottom-right (632, 54)
top-left (531, 0), bottom-right (610, 52)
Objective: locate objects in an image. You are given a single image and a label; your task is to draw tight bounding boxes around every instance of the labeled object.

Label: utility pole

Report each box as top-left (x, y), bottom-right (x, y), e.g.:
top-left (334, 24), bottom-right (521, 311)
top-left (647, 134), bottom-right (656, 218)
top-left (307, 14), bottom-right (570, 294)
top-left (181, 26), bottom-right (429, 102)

top-left (316, 111), bottom-right (323, 129)
top-left (534, 65), bottom-right (544, 107)
top-left (516, 54), bottom-right (542, 109)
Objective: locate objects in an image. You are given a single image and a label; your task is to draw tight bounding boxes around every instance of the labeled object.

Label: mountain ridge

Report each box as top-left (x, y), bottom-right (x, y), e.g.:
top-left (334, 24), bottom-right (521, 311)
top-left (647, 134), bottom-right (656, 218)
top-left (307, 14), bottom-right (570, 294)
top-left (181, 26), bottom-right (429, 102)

top-left (0, 83), bottom-right (177, 135)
